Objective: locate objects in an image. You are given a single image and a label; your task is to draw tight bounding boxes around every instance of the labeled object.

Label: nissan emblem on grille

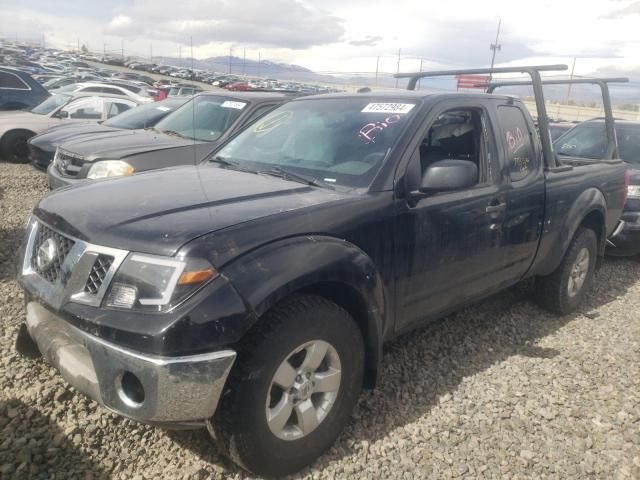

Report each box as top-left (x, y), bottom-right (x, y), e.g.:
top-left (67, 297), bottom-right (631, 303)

top-left (36, 238), bottom-right (57, 271)
top-left (31, 223), bottom-right (76, 284)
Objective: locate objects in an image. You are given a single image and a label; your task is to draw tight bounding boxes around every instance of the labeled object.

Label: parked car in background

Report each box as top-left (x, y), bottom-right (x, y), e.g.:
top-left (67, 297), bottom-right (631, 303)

top-left (548, 121), bottom-right (576, 140)
top-left (167, 85), bottom-right (203, 97)
top-left (57, 82), bottom-right (154, 103)
top-left (0, 67), bottom-right (50, 111)
top-left (0, 92), bottom-right (141, 162)
top-left (29, 97), bottom-right (188, 170)
top-left (225, 82), bottom-right (251, 91)
top-left (555, 119), bottom-right (640, 256)
top-left (48, 91), bottom-right (291, 187)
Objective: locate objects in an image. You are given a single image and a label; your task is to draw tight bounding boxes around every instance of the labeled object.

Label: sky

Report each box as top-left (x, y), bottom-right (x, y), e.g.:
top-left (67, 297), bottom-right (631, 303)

top-left (1, 0), bottom-right (640, 80)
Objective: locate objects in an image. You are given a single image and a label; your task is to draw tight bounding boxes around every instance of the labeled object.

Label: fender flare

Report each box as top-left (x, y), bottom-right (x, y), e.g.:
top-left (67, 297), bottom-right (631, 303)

top-left (536, 187), bottom-right (607, 276)
top-left (221, 235), bottom-right (387, 387)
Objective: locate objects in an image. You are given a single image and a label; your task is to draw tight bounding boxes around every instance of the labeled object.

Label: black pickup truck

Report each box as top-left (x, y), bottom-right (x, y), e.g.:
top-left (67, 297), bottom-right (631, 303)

top-left (16, 66), bottom-right (627, 477)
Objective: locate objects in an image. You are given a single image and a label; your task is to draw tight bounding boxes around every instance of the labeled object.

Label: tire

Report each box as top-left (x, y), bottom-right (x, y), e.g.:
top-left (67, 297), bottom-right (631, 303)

top-left (209, 294), bottom-right (365, 477)
top-left (1, 130), bottom-right (34, 164)
top-left (534, 227), bottom-right (598, 315)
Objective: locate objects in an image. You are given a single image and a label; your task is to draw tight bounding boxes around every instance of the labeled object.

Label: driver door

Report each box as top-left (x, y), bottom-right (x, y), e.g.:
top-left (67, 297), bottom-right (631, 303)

top-left (394, 103), bottom-right (509, 332)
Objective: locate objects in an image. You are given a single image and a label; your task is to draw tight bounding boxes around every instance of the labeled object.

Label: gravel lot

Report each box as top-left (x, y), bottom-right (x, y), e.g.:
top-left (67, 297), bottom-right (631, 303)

top-left (1, 162), bottom-right (639, 479)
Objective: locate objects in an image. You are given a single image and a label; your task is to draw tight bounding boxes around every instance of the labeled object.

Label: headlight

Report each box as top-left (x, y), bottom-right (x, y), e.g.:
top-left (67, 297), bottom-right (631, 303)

top-left (628, 185), bottom-right (640, 199)
top-left (87, 160), bottom-right (135, 179)
top-left (104, 254), bottom-right (217, 312)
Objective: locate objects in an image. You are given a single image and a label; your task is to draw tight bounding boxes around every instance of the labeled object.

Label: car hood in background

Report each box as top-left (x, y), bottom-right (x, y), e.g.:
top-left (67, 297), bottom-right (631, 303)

top-left (30, 124), bottom-right (124, 151)
top-left (58, 129), bottom-right (199, 161)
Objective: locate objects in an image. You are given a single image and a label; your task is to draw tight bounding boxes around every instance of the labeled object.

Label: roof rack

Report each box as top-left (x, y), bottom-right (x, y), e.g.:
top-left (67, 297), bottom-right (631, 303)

top-left (394, 65), bottom-right (568, 169)
top-left (487, 77), bottom-right (629, 160)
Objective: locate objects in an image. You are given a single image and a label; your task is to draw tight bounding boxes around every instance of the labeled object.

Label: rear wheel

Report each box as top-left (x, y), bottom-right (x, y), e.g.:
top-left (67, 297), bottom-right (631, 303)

top-left (1, 130), bottom-right (34, 163)
top-left (534, 227), bottom-right (597, 314)
top-left (209, 295), bottom-right (364, 477)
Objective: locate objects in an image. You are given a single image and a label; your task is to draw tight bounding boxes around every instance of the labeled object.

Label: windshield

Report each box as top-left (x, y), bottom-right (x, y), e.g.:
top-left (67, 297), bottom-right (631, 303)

top-left (153, 95), bottom-right (247, 141)
top-left (30, 94), bottom-right (70, 115)
top-left (215, 98), bottom-right (418, 188)
top-left (104, 100), bottom-right (183, 129)
top-left (555, 122), bottom-right (640, 163)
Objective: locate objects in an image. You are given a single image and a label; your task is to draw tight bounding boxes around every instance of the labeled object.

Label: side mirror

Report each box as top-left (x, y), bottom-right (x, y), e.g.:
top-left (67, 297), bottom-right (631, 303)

top-left (57, 110), bottom-right (70, 119)
top-left (415, 159), bottom-right (478, 195)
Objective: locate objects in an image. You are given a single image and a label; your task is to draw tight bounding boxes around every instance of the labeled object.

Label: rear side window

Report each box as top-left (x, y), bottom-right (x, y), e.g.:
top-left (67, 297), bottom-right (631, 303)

top-left (0, 71), bottom-right (30, 90)
top-left (497, 106), bottom-right (536, 182)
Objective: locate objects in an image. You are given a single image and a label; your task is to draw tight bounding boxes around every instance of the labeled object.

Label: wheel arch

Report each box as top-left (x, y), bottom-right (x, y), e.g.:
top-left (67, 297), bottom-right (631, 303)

top-left (221, 235), bottom-right (388, 389)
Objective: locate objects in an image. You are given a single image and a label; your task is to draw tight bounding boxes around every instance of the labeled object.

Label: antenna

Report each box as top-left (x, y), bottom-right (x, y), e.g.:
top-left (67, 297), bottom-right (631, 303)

top-left (191, 36), bottom-right (196, 166)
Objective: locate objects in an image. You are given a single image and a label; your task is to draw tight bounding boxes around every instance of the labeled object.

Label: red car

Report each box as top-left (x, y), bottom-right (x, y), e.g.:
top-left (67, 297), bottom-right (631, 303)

top-left (225, 82), bottom-right (250, 91)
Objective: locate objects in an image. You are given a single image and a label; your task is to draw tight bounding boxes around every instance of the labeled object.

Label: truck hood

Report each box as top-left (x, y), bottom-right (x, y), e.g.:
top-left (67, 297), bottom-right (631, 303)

top-left (59, 129), bottom-right (198, 161)
top-left (30, 124), bottom-right (124, 151)
top-left (34, 164), bottom-right (347, 257)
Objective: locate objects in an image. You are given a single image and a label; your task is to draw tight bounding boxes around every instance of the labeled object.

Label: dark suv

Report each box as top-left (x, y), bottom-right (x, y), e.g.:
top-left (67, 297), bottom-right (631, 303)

top-left (0, 67), bottom-right (49, 111)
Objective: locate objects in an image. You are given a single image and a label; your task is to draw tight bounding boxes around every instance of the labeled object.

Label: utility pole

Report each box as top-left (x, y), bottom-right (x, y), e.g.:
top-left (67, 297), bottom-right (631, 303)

top-left (489, 18), bottom-right (502, 85)
top-left (150, 44), bottom-right (153, 62)
top-left (375, 56), bottom-right (379, 86)
top-left (258, 51), bottom-right (261, 77)
top-left (564, 57), bottom-right (577, 105)
top-left (77, 38), bottom-right (80, 52)
top-left (103, 42), bottom-right (106, 60)
top-left (243, 48), bottom-right (246, 76)
top-left (395, 48), bottom-right (401, 88)
top-left (121, 39), bottom-right (124, 60)
top-left (228, 46), bottom-right (232, 74)
top-left (489, 18), bottom-right (502, 69)
top-left (417, 58), bottom-right (424, 90)
top-left (178, 45), bottom-right (182, 65)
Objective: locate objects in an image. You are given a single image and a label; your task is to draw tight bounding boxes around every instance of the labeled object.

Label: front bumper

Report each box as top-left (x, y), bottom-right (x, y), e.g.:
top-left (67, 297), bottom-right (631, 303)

top-left (25, 300), bottom-right (236, 427)
top-left (607, 213), bottom-right (640, 256)
top-left (47, 162), bottom-right (80, 190)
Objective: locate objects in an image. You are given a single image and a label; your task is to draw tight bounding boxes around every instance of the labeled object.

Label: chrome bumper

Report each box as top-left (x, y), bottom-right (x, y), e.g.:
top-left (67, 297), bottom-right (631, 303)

top-left (26, 301), bottom-right (236, 426)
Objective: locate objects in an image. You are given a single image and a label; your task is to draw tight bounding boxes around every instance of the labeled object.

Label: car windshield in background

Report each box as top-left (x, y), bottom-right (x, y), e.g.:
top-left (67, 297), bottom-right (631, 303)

top-left (153, 95), bottom-right (247, 141)
top-left (215, 98), bottom-right (418, 188)
top-left (30, 94), bottom-right (70, 115)
top-left (103, 100), bottom-right (181, 129)
top-left (555, 122), bottom-right (640, 163)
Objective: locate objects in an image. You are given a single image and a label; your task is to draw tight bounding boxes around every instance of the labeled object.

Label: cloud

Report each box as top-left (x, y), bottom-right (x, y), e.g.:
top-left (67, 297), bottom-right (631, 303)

top-left (604, 1), bottom-right (640, 19)
top-left (105, 0), bottom-right (345, 49)
top-left (348, 35), bottom-right (383, 47)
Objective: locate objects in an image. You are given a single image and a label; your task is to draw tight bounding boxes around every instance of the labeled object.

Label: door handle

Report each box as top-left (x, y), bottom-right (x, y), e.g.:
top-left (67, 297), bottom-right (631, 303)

top-left (486, 202), bottom-right (507, 213)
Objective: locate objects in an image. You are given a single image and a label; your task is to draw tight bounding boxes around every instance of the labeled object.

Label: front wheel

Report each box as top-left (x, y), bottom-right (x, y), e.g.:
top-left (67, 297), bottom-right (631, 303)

top-left (534, 227), bottom-right (598, 314)
top-left (1, 130), bottom-right (34, 163)
top-left (209, 295), bottom-right (364, 477)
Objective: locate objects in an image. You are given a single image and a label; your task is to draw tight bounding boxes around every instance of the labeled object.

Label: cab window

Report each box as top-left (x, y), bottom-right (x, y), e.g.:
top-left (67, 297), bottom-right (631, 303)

top-left (417, 108), bottom-right (495, 186)
top-left (497, 106), bottom-right (536, 181)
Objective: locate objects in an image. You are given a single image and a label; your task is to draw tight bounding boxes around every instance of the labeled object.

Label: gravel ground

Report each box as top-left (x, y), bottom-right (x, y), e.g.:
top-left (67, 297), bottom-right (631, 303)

top-left (1, 162), bottom-right (639, 479)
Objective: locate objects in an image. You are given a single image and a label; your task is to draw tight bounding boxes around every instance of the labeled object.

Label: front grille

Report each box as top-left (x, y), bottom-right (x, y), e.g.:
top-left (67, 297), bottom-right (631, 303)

top-left (84, 255), bottom-right (114, 294)
top-left (55, 149), bottom-right (86, 178)
top-left (28, 144), bottom-right (54, 170)
top-left (31, 223), bottom-right (75, 283)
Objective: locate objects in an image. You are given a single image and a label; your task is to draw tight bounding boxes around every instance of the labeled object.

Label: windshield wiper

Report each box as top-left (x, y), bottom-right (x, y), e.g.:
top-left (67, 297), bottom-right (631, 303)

top-left (159, 129), bottom-right (188, 139)
top-left (209, 156), bottom-right (259, 174)
top-left (263, 166), bottom-right (335, 190)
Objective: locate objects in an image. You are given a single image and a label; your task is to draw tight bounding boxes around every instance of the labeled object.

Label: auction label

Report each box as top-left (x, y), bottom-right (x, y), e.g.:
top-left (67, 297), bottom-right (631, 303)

top-left (221, 101), bottom-right (246, 109)
top-left (362, 103), bottom-right (415, 114)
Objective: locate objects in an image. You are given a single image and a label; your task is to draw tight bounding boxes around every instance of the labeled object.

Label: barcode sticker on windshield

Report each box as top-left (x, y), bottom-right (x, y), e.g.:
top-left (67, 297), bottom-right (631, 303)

top-left (362, 103), bottom-right (415, 114)
top-left (156, 106), bottom-right (171, 111)
top-left (222, 101), bottom-right (246, 110)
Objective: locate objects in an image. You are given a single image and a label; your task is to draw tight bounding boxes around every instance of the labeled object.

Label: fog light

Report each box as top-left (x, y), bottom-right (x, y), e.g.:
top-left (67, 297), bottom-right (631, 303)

top-left (119, 371), bottom-right (145, 406)
top-left (105, 283), bottom-right (137, 309)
